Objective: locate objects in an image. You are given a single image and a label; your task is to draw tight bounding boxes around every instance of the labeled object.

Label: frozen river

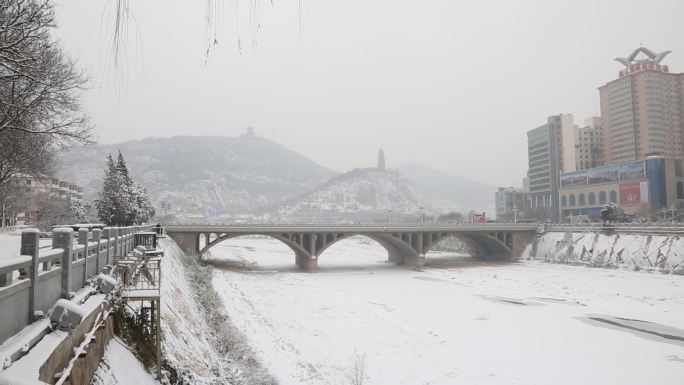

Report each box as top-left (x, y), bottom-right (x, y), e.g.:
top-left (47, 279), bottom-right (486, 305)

top-left (206, 236), bottom-right (684, 385)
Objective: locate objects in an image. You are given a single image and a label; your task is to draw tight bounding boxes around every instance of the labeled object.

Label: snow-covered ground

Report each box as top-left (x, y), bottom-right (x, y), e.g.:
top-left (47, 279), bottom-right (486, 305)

top-left (159, 237), bottom-right (274, 385)
top-left (0, 233), bottom-right (22, 261)
top-left (0, 232), bottom-right (53, 261)
top-left (206, 236), bottom-right (684, 385)
top-left (91, 338), bottom-right (158, 385)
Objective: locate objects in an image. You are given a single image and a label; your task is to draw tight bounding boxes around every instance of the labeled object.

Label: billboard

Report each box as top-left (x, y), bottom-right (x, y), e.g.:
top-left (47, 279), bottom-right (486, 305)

top-left (619, 182), bottom-right (641, 205)
top-left (560, 171), bottom-right (588, 188)
top-left (496, 193), bottom-right (506, 209)
top-left (560, 160), bottom-right (646, 188)
top-left (588, 166), bottom-right (619, 184)
top-left (617, 161), bottom-right (646, 181)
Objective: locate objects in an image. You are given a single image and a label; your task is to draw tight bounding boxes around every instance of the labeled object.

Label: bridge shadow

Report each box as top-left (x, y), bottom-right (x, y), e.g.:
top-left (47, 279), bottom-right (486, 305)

top-left (205, 257), bottom-right (406, 274)
top-left (205, 253), bottom-right (512, 274)
top-left (424, 253), bottom-right (513, 270)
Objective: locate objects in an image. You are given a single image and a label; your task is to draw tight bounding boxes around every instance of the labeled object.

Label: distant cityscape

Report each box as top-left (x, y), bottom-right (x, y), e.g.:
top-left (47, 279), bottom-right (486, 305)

top-left (496, 47), bottom-right (684, 223)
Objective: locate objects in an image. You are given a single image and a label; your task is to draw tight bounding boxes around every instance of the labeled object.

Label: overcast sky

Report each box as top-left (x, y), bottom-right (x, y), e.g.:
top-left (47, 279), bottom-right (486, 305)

top-left (53, 0), bottom-right (684, 186)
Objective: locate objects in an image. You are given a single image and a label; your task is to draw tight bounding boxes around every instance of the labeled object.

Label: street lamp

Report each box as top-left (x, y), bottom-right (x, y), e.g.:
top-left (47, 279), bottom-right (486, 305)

top-left (670, 204), bottom-right (677, 222)
top-left (419, 206), bottom-right (424, 225)
top-left (388, 209), bottom-right (392, 225)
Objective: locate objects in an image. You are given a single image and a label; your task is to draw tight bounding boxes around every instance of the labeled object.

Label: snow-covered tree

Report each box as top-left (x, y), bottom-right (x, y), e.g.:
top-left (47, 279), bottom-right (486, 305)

top-left (134, 184), bottom-right (155, 224)
top-left (96, 152), bottom-right (154, 225)
top-left (33, 193), bottom-right (91, 230)
top-left (0, 0), bottom-right (92, 188)
top-left (116, 151), bottom-right (138, 224)
top-left (96, 154), bottom-right (127, 225)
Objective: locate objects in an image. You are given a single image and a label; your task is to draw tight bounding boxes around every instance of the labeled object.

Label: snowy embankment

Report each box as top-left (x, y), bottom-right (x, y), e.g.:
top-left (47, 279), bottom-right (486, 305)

top-left (205, 236), bottom-right (684, 385)
top-left (158, 238), bottom-right (275, 385)
top-left (91, 338), bottom-right (158, 385)
top-left (531, 230), bottom-right (684, 274)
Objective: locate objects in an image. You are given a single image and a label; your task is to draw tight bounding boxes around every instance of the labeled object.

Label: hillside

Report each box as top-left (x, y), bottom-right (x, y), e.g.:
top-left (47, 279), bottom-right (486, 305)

top-left (278, 167), bottom-right (429, 223)
top-left (396, 164), bottom-right (496, 214)
top-left (55, 135), bottom-right (336, 217)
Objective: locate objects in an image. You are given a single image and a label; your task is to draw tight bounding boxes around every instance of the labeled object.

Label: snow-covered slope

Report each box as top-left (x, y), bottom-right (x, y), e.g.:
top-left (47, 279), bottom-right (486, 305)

top-left (159, 238), bottom-right (274, 385)
top-left (91, 338), bottom-right (159, 385)
top-left (56, 135), bottom-right (335, 217)
top-left (530, 230), bottom-right (684, 274)
top-left (397, 163), bottom-right (496, 213)
top-left (279, 168), bottom-right (428, 223)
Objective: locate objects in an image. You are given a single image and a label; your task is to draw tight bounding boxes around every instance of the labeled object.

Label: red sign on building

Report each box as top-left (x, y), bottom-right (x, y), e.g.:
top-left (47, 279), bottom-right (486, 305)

top-left (619, 182), bottom-right (641, 205)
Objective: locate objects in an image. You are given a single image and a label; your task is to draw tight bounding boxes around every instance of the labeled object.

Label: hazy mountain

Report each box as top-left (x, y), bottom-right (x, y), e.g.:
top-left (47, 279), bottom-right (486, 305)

top-left (396, 164), bottom-right (496, 214)
top-left (279, 167), bottom-right (428, 223)
top-left (56, 135), bottom-right (336, 216)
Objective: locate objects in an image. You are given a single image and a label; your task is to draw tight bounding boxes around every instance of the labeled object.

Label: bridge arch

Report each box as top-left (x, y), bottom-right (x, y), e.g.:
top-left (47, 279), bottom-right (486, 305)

top-left (313, 233), bottom-right (418, 262)
top-left (199, 232), bottom-right (311, 262)
top-left (423, 233), bottom-right (477, 256)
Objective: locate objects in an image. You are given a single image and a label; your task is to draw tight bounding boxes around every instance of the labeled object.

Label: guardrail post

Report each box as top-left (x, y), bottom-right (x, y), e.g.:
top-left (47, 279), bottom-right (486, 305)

top-left (54, 228), bottom-right (74, 299)
top-left (102, 228), bottom-right (112, 265)
top-left (124, 227), bottom-right (130, 253)
top-left (112, 227), bottom-right (119, 257)
top-left (79, 228), bottom-right (89, 283)
top-left (21, 229), bottom-right (40, 321)
top-left (92, 229), bottom-right (102, 273)
top-left (124, 227), bottom-right (129, 253)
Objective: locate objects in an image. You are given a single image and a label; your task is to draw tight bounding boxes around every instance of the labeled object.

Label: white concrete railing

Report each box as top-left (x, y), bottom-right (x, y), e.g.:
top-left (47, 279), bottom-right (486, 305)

top-left (164, 223), bottom-right (540, 233)
top-left (0, 225), bottom-right (152, 345)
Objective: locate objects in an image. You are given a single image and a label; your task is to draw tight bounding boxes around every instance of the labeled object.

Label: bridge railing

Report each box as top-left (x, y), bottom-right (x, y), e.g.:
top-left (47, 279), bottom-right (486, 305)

top-left (0, 225), bottom-right (152, 345)
top-left (163, 222), bottom-right (540, 229)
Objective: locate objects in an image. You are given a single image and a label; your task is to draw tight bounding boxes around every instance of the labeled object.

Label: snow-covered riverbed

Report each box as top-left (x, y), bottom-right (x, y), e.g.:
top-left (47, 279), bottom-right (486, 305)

top-left (207, 236), bottom-right (684, 385)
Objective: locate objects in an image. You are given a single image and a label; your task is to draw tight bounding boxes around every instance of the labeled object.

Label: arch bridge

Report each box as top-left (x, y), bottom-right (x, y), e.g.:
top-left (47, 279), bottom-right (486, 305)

top-left (165, 224), bottom-right (538, 272)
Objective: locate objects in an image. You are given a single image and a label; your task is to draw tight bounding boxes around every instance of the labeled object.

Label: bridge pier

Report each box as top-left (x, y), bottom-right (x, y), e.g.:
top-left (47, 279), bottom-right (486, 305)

top-left (402, 253), bottom-right (425, 268)
top-left (511, 232), bottom-right (537, 260)
top-left (387, 251), bottom-right (425, 268)
top-left (295, 253), bottom-right (318, 273)
top-left (168, 232), bottom-right (200, 256)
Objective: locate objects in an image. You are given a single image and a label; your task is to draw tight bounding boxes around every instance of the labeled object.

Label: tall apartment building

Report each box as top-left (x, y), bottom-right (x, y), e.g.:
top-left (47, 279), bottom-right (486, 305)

top-left (576, 117), bottom-right (604, 170)
top-left (599, 47), bottom-right (684, 164)
top-left (526, 113), bottom-right (576, 222)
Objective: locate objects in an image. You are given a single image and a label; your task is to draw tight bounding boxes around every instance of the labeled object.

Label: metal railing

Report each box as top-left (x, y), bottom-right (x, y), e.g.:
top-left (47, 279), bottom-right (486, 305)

top-left (113, 255), bottom-right (161, 293)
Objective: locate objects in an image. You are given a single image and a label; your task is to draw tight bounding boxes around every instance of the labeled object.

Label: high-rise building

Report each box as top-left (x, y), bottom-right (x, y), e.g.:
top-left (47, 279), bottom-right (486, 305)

top-left (526, 113), bottom-right (576, 222)
top-left (495, 187), bottom-right (525, 222)
top-left (599, 47), bottom-right (684, 164)
top-left (378, 148), bottom-right (386, 171)
top-left (576, 117), bottom-right (604, 170)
